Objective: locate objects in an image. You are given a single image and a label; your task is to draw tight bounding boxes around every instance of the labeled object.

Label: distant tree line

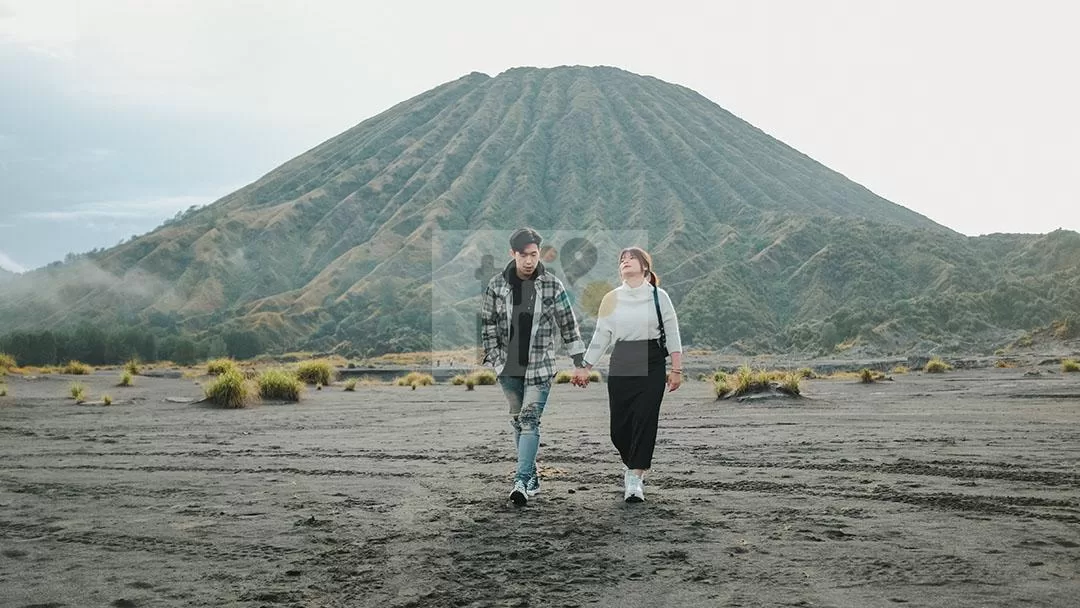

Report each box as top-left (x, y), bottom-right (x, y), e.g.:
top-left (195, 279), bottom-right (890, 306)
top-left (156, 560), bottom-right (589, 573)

top-left (0, 326), bottom-right (264, 366)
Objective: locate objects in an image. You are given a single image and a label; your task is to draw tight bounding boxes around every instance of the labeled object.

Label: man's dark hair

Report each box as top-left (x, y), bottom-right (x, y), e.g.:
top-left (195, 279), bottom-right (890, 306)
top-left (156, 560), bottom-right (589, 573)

top-left (509, 227), bottom-right (543, 253)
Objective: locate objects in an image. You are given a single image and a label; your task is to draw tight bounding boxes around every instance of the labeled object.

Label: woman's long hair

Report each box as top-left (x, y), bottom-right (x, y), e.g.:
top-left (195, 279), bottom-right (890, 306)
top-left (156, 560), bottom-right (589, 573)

top-left (619, 246), bottom-right (660, 286)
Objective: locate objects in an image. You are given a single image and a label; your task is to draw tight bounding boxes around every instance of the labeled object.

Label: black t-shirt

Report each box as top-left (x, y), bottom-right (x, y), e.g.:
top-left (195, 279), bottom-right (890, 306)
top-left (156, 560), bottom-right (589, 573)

top-left (502, 271), bottom-right (536, 378)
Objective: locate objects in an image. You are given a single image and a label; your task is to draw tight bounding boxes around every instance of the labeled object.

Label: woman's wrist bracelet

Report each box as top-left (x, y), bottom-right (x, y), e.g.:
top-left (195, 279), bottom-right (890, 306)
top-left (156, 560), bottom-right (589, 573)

top-left (670, 369), bottom-right (682, 374)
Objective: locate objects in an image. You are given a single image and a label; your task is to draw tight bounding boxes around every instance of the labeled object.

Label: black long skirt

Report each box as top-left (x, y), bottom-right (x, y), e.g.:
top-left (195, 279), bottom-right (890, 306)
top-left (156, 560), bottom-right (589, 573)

top-left (606, 339), bottom-right (667, 470)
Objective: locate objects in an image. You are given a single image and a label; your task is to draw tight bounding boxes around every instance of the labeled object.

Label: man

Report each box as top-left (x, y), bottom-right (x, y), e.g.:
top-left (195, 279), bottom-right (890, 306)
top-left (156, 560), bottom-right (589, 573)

top-left (481, 228), bottom-right (587, 506)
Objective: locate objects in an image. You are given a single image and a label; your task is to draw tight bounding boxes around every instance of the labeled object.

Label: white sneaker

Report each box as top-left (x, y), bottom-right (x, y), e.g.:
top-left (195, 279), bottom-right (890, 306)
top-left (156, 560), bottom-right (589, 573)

top-left (624, 471), bottom-right (644, 503)
top-left (510, 480), bottom-right (528, 506)
top-left (526, 475), bottom-right (541, 497)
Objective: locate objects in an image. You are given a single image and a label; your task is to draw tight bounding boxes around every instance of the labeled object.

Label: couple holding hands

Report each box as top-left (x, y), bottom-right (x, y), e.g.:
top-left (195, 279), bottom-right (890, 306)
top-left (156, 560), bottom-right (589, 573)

top-left (480, 228), bottom-right (682, 505)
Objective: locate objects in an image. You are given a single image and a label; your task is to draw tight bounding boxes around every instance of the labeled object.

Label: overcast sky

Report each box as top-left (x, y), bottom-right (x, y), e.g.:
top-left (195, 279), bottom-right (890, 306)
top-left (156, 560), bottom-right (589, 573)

top-left (1, 0), bottom-right (1077, 272)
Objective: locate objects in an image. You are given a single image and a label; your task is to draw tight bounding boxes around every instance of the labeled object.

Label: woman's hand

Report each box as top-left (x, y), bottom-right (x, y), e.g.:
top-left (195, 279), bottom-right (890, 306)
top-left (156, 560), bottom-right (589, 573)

top-left (666, 369), bottom-right (682, 392)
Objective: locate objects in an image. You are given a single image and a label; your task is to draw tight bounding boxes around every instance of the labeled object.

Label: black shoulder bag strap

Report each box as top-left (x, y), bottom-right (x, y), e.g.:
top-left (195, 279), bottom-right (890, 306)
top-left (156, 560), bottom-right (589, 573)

top-left (652, 284), bottom-right (669, 357)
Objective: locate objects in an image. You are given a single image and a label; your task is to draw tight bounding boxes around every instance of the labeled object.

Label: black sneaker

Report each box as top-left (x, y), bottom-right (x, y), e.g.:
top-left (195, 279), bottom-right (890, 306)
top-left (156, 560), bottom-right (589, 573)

top-left (509, 480), bottom-right (528, 506)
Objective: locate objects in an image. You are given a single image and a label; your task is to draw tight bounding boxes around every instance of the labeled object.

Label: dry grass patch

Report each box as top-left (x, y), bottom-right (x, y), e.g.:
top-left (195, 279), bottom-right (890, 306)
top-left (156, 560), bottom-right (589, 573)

top-left (357, 375), bottom-right (389, 386)
top-left (394, 372), bottom-right (434, 388)
top-left (368, 349), bottom-right (474, 367)
top-left (822, 370), bottom-right (862, 380)
top-left (859, 369), bottom-right (888, 383)
top-left (924, 357), bottom-right (951, 373)
top-left (1063, 359), bottom-right (1079, 373)
top-left (715, 366), bottom-right (800, 398)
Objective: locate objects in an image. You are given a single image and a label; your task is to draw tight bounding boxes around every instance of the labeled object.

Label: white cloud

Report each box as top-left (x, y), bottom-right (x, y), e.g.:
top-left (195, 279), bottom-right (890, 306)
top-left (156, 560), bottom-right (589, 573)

top-left (20, 194), bottom-right (208, 222)
top-left (0, 249), bottom-right (26, 273)
top-left (1, 0), bottom-right (1079, 238)
top-left (0, 0), bottom-right (78, 58)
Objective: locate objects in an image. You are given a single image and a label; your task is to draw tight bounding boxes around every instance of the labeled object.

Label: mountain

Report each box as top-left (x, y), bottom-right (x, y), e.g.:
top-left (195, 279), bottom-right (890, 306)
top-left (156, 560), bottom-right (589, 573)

top-left (1, 66), bottom-right (1077, 361)
top-left (0, 267), bottom-right (14, 285)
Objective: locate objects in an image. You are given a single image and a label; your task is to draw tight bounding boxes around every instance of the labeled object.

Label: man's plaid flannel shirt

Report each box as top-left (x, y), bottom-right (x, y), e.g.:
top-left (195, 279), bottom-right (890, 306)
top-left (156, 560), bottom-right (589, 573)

top-left (481, 262), bottom-right (585, 386)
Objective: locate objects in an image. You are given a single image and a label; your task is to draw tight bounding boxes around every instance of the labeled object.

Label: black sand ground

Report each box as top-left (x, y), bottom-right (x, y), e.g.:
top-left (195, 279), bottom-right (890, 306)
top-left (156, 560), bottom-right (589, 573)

top-left (1, 366), bottom-right (1078, 607)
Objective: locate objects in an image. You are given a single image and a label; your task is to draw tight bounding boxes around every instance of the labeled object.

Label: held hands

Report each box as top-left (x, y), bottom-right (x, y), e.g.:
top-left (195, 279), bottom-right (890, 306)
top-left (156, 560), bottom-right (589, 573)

top-left (571, 367), bottom-right (591, 388)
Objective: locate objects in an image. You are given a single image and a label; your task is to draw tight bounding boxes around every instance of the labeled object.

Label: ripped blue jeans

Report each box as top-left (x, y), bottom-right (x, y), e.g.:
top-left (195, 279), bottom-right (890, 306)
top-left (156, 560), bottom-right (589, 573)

top-left (499, 376), bottom-right (552, 485)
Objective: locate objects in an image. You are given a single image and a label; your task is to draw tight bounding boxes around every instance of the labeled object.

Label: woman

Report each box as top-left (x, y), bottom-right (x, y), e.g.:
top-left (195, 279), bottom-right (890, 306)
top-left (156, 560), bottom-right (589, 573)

top-left (573, 246), bottom-right (682, 502)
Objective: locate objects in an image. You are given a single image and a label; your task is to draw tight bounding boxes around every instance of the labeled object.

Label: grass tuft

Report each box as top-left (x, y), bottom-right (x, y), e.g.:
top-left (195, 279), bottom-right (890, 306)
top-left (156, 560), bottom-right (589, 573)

top-left (63, 360), bottom-right (91, 375)
top-left (1063, 359), bottom-right (1079, 373)
top-left (0, 353), bottom-right (16, 370)
top-left (204, 370), bottom-right (251, 408)
top-left (297, 360), bottom-right (335, 385)
top-left (469, 369), bottom-right (498, 386)
top-left (780, 372), bottom-right (802, 395)
top-left (450, 374), bottom-right (467, 386)
top-left (343, 378), bottom-right (358, 391)
top-left (119, 371), bottom-right (134, 387)
top-left (102, 395), bottom-right (113, 406)
top-left (69, 382), bottom-right (86, 402)
top-left (206, 358), bottom-right (239, 376)
top-left (712, 371), bottom-right (730, 397)
top-left (125, 359), bottom-right (141, 375)
top-left (555, 370), bottom-right (573, 384)
top-left (257, 369), bottom-right (303, 401)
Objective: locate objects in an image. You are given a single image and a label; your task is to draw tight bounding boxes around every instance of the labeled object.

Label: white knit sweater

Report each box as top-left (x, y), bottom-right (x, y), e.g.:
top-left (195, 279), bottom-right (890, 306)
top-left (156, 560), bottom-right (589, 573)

top-left (583, 281), bottom-right (682, 366)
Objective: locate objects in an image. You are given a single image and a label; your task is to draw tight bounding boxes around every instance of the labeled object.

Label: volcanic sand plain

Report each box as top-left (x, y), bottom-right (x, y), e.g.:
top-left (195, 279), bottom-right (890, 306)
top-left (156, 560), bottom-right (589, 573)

top-left (1, 365), bottom-right (1078, 607)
